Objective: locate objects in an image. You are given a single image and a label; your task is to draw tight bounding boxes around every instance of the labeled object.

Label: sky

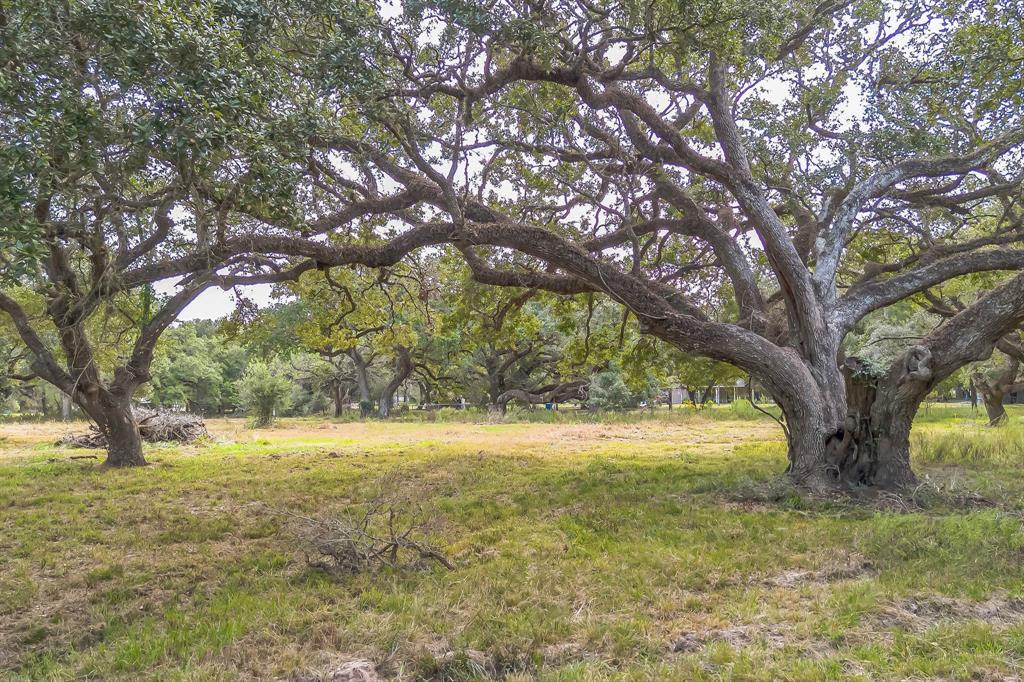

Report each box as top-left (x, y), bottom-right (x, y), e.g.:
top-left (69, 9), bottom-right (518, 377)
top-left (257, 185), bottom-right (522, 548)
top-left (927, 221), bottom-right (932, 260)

top-left (154, 280), bottom-right (274, 322)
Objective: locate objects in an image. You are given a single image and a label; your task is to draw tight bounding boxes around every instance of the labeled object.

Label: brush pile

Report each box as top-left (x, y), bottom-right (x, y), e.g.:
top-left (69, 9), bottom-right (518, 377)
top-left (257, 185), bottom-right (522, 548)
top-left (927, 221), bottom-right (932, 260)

top-left (57, 409), bottom-right (209, 448)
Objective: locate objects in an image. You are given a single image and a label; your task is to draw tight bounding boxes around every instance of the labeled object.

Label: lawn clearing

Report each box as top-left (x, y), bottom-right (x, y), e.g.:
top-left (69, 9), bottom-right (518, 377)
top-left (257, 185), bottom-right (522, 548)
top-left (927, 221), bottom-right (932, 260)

top-left (2, 408), bottom-right (1024, 680)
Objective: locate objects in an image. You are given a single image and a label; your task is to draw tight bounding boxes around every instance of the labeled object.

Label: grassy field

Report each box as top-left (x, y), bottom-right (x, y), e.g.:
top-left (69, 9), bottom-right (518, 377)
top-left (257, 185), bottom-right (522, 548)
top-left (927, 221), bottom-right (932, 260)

top-left (2, 406), bottom-right (1024, 681)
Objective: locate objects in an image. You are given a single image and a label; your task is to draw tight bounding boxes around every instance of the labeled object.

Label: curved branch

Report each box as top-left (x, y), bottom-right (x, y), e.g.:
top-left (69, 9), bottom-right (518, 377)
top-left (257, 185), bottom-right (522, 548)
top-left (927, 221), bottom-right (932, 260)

top-left (816, 127), bottom-right (1024, 294)
top-left (837, 249), bottom-right (1024, 329)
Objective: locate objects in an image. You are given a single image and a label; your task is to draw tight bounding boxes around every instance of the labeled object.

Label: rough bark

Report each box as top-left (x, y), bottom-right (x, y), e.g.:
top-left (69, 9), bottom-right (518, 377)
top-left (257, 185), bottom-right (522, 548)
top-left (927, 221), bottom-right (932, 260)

top-left (982, 392), bottom-right (1008, 426)
top-left (814, 357), bottom-right (919, 489)
top-left (378, 346), bottom-right (413, 418)
top-left (776, 376), bottom-right (917, 491)
top-left (86, 397), bottom-right (147, 467)
top-left (973, 357), bottom-right (1020, 426)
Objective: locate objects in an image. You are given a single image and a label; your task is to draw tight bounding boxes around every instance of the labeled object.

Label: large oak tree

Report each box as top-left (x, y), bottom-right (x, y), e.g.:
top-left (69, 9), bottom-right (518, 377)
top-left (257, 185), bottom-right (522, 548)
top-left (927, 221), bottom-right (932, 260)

top-left (242, 0), bottom-right (1024, 489)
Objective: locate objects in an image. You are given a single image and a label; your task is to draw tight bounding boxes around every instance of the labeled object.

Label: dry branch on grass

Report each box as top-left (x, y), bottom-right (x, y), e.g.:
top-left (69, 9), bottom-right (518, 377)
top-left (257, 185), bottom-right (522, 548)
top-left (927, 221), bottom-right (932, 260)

top-left (57, 409), bottom-right (210, 448)
top-left (255, 492), bottom-right (453, 575)
top-left (300, 504), bottom-right (454, 573)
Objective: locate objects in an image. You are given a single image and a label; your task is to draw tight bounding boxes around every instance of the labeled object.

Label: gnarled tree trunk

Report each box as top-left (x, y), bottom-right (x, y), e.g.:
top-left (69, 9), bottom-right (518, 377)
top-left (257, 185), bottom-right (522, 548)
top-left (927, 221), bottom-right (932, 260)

top-left (780, 345), bottom-right (964, 491)
top-left (83, 393), bottom-right (146, 467)
top-left (973, 357), bottom-right (1020, 426)
top-left (982, 388), bottom-right (1009, 426)
top-left (817, 357), bottom-right (918, 489)
top-left (378, 346), bottom-right (413, 418)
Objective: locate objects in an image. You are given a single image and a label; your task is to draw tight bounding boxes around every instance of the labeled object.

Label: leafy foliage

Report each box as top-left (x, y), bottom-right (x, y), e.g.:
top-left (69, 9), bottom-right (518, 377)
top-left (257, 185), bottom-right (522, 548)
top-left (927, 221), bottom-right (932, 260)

top-left (238, 360), bottom-right (292, 426)
top-left (150, 322), bottom-right (246, 414)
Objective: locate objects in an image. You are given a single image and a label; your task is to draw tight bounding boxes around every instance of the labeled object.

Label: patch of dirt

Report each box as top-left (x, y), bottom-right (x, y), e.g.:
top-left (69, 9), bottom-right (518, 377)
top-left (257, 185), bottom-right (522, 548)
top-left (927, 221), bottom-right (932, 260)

top-left (280, 658), bottom-right (380, 682)
top-left (669, 620), bottom-right (842, 664)
top-left (766, 554), bottom-right (875, 587)
top-left (670, 624), bottom-right (790, 652)
top-left (876, 594), bottom-right (1024, 631)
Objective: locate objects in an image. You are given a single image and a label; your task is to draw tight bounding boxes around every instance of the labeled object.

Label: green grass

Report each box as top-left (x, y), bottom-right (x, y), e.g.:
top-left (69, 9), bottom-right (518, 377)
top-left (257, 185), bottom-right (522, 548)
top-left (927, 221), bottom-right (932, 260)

top-left (1, 408), bottom-right (1023, 680)
top-left (914, 418), bottom-right (1024, 466)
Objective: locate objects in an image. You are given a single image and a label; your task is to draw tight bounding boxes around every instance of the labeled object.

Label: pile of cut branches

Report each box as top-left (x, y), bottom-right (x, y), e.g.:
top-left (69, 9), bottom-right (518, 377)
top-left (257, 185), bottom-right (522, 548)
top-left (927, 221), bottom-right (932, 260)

top-left (57, 409), bottom-right (209, 448)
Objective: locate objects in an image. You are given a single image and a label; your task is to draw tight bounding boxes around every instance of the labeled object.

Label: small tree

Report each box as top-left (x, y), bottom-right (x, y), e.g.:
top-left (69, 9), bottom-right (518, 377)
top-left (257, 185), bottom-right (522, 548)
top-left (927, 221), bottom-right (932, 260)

top-left (587, 369), bottom-right (634, 411)
top-left (238, 361), bottom-right (292, 427)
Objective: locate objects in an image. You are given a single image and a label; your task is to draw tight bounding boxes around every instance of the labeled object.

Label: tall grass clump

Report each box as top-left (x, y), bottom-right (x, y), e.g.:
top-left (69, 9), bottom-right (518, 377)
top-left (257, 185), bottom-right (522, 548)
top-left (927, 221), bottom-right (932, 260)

top-left (912, 419), bottom-right (1024, 466)
top-left (722, 399), bottom-right (779, 421)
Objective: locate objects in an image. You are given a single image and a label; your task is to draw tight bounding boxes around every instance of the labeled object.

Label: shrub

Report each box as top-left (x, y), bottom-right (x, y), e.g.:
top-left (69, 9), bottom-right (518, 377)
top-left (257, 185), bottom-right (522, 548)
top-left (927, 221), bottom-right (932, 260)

top-left (586, 370), bottom-right (634, 411)
top-left (358, 400), bottom-right (374, 418)
top-left (238, 361), bottom-right (292, 427)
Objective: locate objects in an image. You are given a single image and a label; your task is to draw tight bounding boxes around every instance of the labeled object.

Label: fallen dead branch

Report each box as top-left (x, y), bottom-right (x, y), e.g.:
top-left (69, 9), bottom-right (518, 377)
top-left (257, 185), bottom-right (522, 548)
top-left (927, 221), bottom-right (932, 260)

top-left (253, 495), bottom-right (453, 574)
top-left (57, 409), bottom-right (209, 448)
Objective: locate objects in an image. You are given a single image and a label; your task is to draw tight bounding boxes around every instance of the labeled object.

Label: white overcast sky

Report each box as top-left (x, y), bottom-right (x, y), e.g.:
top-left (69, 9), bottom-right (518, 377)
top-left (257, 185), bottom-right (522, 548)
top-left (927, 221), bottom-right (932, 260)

top-left (154, 281), bottom-right (273, 321)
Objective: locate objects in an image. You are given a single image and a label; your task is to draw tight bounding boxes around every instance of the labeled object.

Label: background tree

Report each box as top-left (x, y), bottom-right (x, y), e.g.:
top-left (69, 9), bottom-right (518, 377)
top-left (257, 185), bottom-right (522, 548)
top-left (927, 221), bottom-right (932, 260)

top-left (437, 272), bottom-right (602, 411)
top-left (438, 271), bottom-right (547, 408)
top-left (586, 368), bottom-right (633, 411)
top-left (264, 260), bottom-right (436, 418)
top-left (0, 0), bottom-right (386, 464)
top-left (972, 350), bottom-right (1022, 426)
top-left (288, 352), bottom-right (353, 417)
top-left (149, 321), bottom-right (246, 415)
